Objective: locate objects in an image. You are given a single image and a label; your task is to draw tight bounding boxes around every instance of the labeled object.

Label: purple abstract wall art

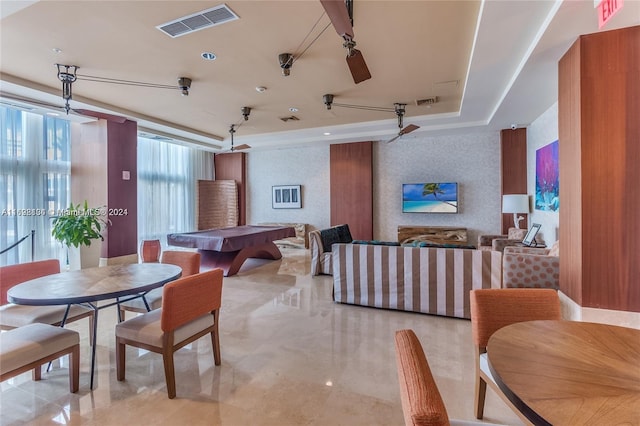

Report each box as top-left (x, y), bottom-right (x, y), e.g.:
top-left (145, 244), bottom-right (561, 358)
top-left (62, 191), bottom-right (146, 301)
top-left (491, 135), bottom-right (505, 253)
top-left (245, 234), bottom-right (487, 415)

top-left (535, 140), bottom-right (559, 211)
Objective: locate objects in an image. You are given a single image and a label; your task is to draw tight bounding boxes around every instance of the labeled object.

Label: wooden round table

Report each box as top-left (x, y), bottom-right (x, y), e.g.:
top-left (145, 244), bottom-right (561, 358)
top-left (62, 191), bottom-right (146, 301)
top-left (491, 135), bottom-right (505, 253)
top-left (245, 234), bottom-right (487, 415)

top-left (487, 320), bottom-right (640, 425)
top-left (7, 263), bottom-right (182, 389)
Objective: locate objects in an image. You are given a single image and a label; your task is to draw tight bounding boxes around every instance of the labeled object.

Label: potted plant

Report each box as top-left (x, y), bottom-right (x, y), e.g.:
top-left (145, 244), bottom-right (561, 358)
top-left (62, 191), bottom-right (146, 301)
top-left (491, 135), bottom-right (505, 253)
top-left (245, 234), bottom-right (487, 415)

top-left (52, 200), bottom-right (107, 270)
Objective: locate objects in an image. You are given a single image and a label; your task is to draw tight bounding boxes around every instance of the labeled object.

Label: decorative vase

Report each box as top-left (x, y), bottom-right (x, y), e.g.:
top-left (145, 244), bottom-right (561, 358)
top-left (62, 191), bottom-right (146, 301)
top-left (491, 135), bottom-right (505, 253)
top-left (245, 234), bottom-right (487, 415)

top-left (67, 245), bottom-right (82, 271)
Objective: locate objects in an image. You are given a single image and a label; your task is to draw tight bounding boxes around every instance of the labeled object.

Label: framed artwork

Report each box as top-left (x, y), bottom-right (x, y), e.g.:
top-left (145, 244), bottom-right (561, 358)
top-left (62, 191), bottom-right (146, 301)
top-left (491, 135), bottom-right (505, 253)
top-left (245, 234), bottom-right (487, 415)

top-left (272, 185), bottom-right (301, 209)
top-left (535, 140), bottom-right (559, 211)
top-left (522, 223), bottom-right (542, 246)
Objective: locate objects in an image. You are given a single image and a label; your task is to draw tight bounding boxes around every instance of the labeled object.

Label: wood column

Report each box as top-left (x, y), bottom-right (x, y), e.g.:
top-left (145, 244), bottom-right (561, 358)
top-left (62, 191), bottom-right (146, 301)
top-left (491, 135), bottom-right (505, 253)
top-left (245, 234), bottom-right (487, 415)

top-left (558, 25), bottom-right (640, 312)
top-left (330, 142), bottom-right (373, 240)
top-left (72, 118), bottom-right (138, 265)
top-left (500, 128), bottom-right (528, 233)
top-left (214, 152), bottom-right (246, 226)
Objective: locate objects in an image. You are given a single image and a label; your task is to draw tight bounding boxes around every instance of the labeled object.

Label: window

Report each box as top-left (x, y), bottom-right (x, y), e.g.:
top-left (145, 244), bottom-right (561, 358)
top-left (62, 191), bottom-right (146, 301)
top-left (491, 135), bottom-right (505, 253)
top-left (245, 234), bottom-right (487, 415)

top-left (137, 137), bottom-right (214, 247)
top-left (0, 106), bottom-right (71, 265)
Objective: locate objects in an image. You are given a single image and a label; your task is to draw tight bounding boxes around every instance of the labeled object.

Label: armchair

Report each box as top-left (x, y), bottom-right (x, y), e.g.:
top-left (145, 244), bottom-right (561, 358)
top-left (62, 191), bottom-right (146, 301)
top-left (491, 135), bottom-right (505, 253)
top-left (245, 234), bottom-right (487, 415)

top-left (470, 288), bottom-right (562, 420)
top-left (115, 269), bottom-right (224, 399)
top-left (477, 228), bottom-right (528, 252)
top-left (309, 224), bottom-right (352, 276)
top-left (502, 241), bottom-right (559, 289)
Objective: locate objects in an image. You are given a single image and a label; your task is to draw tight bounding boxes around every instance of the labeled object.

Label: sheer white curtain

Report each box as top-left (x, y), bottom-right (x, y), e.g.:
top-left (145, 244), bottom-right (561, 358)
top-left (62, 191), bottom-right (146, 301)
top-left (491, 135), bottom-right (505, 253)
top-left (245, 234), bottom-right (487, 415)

top-left (0, 107), bottom-right (70, 266)
top-left (137, 137), bottom-right (214, 249)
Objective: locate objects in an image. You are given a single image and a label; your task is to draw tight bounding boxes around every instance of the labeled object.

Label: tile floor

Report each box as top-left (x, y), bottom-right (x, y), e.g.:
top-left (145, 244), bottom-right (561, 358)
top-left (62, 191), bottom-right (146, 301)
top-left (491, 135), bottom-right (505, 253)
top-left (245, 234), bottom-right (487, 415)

top-left (1, 249), bottom-right (523, 425)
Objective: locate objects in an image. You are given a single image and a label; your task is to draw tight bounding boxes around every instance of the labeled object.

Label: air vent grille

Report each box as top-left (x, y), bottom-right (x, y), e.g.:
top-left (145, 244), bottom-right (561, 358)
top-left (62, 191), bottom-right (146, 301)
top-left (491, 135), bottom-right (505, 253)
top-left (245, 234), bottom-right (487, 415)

top-left (157, 4), bottom-right (239, 38)
top-left (415, 97), bottom-right (439, 106)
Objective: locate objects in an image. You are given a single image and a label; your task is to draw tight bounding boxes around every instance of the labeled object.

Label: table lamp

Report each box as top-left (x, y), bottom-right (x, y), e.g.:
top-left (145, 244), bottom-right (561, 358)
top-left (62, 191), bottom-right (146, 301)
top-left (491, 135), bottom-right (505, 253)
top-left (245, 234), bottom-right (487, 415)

top-left (502, 194), bottom-right (529, 229)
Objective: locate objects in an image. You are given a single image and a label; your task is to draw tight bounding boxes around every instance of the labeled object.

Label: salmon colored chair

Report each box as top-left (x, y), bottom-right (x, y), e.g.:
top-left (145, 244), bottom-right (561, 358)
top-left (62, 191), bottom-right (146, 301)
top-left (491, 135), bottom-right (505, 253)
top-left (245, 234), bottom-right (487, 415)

top-left (119, 251), bottom-right (201, 321)
top-left (470, 288), bottom-right (561, 421)
top-left (140, 239), bottom-right (161, 263)
top-left (115, 269), bottom-right (223, 399)
top-left (395, 329), bottom-right (451, 426)
top-left (0, 259), bottom-right (94, 342)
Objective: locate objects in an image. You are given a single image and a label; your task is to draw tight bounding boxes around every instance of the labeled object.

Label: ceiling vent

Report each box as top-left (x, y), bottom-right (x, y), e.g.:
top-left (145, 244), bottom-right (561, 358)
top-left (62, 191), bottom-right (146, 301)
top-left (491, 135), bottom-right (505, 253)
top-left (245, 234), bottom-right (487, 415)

top-left (415, 97), bottom-right (439, 106)
top-left (280, 116), bottom-right (300, 122)
top-left (157, 4), bottom-right (239, 38)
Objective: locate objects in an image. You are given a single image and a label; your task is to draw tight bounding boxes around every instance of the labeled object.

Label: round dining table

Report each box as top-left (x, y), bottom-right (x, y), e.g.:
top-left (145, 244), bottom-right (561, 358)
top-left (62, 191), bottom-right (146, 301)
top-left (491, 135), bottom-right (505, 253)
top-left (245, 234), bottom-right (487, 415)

top-left (7, 263), bottom-right (182, 389)
top-left (487, 320), bottom-right (640, 426)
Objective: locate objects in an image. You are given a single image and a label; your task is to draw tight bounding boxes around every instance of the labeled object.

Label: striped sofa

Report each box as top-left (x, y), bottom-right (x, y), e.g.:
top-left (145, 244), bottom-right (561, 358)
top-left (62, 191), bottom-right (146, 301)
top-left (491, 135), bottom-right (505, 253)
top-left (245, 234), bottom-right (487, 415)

top-left (332, 243), bottom-right (502, 319)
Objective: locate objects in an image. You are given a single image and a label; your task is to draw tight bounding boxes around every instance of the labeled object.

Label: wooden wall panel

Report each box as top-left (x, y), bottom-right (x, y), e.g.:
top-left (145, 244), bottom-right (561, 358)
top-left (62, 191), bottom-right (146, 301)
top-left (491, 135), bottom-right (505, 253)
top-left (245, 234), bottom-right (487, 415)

top-left (558, 26), bottom-right (640, 312)
top-left (579, 27), bottom-right (640, 311)
top-left (214, 152), bottom-right (246, 226)
top-left (330, 142), bottom-right (373, 240)
top-left (558, 38), bottom-right (584, 306)
top-left (72, 119), bottom-right (138, 264)
top-left (105, 120), bottom-right (138, 258)
top-left (500, 128), bottom-right (528, 233)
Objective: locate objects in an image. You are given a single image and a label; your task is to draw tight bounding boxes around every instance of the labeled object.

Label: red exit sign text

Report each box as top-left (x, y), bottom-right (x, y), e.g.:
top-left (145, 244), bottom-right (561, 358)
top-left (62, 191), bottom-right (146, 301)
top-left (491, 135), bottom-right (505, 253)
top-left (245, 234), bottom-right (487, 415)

top-left (598, 0), bottom-right (624, 28)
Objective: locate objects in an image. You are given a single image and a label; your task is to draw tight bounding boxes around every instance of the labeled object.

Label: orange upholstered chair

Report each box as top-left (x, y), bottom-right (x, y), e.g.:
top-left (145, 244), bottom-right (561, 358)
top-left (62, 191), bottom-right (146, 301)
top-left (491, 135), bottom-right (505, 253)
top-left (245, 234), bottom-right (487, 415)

top-left (0, 260), bottom-right (94, 341)
top-left (119, 251), bottom-right (201, 321)
top-left (470, 288), bottom-right (561, 421)
top-left (395, 329), bottom-right (450, 426)
top-left (115, 269), bottom-right (223, 399)
top-left (140, 239), bottom-right (161, 263)
top-left (395, 329), bottom-right (489, 426)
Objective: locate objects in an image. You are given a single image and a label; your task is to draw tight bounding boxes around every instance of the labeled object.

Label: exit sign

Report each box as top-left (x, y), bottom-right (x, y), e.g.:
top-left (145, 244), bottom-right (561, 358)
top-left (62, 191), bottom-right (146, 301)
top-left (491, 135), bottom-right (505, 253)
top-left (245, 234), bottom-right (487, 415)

top-left (598, 0), bottom-right (624, 28)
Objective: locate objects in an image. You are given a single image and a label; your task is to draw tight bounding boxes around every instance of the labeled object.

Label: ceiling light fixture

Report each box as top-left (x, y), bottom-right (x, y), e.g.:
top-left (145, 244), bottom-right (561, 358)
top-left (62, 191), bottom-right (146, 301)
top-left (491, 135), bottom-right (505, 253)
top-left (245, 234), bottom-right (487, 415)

top-left (289, 107), bottom-right (299, 112)
top-left (52, 48), bottom-right (63, 54)
top-left (54, 63), bottom-right (193, 114)
top-left (201, 52), bottom-right (216, 60)
top-left (255, 86), bottom-right (267, 93)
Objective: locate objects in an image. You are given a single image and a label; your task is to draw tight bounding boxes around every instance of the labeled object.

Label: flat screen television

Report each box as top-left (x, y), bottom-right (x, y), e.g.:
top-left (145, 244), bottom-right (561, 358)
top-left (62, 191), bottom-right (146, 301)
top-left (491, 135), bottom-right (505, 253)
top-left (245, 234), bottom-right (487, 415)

top-left (402, 182), bottom-right (458, 213)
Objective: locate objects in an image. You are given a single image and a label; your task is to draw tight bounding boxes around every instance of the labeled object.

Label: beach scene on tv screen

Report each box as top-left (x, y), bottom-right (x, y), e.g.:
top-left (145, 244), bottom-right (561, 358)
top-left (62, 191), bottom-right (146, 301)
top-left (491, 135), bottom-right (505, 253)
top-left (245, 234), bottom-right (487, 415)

top-left (403, 183), bottom-right (458, 213)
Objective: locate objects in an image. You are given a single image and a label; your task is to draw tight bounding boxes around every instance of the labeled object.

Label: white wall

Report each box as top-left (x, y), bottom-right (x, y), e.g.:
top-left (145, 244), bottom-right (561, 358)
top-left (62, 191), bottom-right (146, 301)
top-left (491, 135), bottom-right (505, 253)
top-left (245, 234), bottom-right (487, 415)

top-left (247, 130), bottom-right (502, 245)
top-left (527, 102), bottom-right (560, 244)
top-left (247, 145), bottom-right (329, 230)
top-left (375, 131), bottom-right (501, 243)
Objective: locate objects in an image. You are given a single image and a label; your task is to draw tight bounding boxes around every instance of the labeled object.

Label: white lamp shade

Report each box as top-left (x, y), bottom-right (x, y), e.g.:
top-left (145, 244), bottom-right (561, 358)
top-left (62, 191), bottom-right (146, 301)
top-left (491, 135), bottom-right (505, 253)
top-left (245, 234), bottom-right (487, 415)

top-left (502, 194), bottom-right (529, 213)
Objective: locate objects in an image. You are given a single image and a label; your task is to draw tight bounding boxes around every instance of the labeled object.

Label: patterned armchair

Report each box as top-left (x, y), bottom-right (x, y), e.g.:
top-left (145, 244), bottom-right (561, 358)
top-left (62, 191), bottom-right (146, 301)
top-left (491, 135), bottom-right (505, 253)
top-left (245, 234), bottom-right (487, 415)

top-left (502, 241), bottom-right (559, 289)
top-left (477, 227), bottom-right (531, 252)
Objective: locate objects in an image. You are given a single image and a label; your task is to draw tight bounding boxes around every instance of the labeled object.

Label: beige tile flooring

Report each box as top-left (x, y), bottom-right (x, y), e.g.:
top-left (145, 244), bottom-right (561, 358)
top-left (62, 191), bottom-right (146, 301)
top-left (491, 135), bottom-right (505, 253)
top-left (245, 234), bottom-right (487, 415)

top-left (1, 249), bottom-right (523, 426)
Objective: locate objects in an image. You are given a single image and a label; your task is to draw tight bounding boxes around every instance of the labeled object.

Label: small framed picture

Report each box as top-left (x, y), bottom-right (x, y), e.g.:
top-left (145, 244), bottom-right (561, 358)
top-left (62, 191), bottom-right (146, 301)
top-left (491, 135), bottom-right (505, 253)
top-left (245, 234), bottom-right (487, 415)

top-left (272, 185), bottom-right (301, 209)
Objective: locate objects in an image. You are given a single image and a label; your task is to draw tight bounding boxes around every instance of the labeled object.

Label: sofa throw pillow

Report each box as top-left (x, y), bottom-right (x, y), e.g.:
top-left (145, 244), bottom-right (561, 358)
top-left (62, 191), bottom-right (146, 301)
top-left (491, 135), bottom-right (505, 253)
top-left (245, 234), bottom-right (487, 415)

top-left (320, 225), bottom-right (353, 252)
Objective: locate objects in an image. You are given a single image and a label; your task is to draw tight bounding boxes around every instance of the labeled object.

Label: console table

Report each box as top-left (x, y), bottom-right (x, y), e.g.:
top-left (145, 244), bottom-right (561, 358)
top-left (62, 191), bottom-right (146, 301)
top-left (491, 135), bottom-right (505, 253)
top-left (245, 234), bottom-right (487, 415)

top-left (397, 226), bottom-right (467, 245)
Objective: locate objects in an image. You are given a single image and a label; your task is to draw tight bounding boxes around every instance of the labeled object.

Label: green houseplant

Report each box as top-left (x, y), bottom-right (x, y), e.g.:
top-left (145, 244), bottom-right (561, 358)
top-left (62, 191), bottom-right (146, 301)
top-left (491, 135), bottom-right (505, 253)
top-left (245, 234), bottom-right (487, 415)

top-left (52, 201), bottom-right (107, 269)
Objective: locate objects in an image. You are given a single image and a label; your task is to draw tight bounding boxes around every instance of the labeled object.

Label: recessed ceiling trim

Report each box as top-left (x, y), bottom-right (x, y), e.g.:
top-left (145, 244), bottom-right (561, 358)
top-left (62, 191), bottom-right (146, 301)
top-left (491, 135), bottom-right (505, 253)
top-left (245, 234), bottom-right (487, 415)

top-left (157, 4), bottom-right (239, 38)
